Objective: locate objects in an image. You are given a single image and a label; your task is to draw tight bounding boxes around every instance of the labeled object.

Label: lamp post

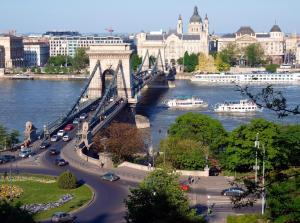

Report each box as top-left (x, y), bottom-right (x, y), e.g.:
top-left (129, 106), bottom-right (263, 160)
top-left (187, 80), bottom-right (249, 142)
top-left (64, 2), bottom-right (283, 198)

top-left (261, 144), bottom-right (266, 215)
top-left (254, 133), bottom-right (260, 184)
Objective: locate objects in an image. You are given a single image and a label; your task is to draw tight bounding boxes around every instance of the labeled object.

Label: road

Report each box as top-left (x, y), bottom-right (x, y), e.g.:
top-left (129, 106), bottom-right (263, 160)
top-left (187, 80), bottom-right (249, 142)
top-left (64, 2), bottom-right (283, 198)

top-left (0, 145), bottom-right (133, 223)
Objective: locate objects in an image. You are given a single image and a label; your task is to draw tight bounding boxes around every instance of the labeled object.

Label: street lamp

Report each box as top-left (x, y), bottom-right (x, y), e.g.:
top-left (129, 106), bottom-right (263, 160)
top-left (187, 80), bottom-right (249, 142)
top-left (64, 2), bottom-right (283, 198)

top-left (261, 144), bottom-right (266, 215)
top-left (254, 133), bottom-right (260, 184)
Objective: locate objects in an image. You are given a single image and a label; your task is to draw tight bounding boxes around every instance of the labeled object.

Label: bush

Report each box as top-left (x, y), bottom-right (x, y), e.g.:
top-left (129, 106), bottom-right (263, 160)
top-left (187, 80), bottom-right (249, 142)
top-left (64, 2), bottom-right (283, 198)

top-left (227, 214), bottom-right (267, 223)
top-left (265, 64), bottom-right (279, 73)
top-left (57, 171), bottom-right (77, 189)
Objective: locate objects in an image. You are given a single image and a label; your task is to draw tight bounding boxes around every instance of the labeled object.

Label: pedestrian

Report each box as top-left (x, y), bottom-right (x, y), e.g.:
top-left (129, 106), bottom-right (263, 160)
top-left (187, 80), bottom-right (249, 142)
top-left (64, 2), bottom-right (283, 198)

top-left (188, 175), bottom-right (192, 184)
top-left (100, 162), bottom-right (104, 168)
top-left (148, 162), bottom-right (152, 170)
top-left (191, 176), bottom-right (195, 184)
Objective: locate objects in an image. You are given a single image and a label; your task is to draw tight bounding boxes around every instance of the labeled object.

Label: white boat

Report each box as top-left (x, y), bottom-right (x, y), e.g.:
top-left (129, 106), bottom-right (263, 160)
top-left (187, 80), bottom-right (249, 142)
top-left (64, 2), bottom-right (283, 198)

top-left (214, 99), bottom-right (261, 113)
top-left (165, 96), bottom-right (208, 108)
top-left (191, 73), bottom-right (300, 84)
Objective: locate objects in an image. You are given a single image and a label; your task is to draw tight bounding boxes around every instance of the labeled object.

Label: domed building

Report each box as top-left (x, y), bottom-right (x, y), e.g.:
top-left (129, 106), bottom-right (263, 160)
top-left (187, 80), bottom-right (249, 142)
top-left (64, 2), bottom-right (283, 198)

top-left (218, 24), bottom-right (285, 64)
top-left (136, 6), bottom-right (209, 67)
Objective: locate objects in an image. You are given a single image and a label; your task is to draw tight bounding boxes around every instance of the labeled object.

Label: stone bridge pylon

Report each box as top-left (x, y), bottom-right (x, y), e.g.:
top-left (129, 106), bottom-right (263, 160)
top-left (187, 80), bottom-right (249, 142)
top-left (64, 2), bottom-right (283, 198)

top-left (87, 44), bottom-right (136, 103)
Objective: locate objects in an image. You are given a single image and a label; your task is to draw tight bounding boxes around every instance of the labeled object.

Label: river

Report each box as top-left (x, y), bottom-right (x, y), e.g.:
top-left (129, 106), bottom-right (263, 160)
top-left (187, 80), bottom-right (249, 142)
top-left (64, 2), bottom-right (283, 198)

top-left (0, 79), bottom-right (299, 146)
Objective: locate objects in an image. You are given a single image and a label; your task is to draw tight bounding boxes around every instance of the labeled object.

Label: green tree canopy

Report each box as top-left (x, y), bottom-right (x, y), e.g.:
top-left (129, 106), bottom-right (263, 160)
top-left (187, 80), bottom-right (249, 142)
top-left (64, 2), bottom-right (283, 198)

top-left (131, 53), bottom-right (142, 72)
top-left (265, 64), bottom-right (279, 73)
top-left (183, 52), bottom-right (198, 72)
top-left (0, 200), bottom-right (35, 223)
top-left (159, 138), bottom-right (208, 170)
top-left (0, 124), bottom-right (19, 150)
top-left (221, 118), bottom-right (285, 172)
top-left (124, 168), bottom-right (205, 223)
top-left (72, 48), bottom-right (89, 73)
top-left (245, 43), bottom-right (264, 67)
top-left (168, 113), bottom-right (228, 155)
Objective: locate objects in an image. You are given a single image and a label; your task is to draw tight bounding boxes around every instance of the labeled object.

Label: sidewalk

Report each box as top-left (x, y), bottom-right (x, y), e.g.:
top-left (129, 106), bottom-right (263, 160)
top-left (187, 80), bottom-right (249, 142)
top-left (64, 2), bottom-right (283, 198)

top-left (60, 140), bottom-right (148, 183)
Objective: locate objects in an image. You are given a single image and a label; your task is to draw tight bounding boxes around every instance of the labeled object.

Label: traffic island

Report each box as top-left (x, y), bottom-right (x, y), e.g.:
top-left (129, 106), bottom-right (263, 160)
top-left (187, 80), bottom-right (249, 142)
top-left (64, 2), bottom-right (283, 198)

top-left (1, 174), bottom-right (93, 221)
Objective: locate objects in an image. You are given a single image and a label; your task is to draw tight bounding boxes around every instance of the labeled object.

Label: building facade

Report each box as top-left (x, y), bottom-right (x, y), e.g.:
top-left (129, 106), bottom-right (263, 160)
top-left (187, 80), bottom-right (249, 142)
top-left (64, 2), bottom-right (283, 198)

top-left (218, 25), bottom-right (285, 64)
top-left (136, 6), bottom-right (209, 66)
top-left (0, 45), bottom-right (4, 68)
top-left (49, 36), bottom-right (125, 57)
top-left (24, 42), bottom-right (49, 67)
top-left (0, 35), bottom-right (24, 68)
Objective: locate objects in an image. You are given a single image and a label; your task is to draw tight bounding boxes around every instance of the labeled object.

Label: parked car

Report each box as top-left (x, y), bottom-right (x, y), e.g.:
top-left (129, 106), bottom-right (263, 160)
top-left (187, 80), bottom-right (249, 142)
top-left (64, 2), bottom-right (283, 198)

top-left (100, 172), bottom-right (120, 182)
top-left (64, 124), bottom-right (73, 131)
top-left (0, 156), bottom-right (8, 164)
top-left (19, 150), bottom-right (34, 158)
top-left (50, 135), bottom-right (59, 142)
top-left (57, 130), bottom-right (65, 137)
top-left (51, 212), bottom-right (76, 223)
top-left (62, 135), bottom-right (70, 142)
top-left (221, 187), bottom-right (245, 197)
top-left (90, 105), bottom-right (97, 111)
top-left (40, 142), bottom-right (50, 149)
top-left (79, 113), bottom-right (88, 120)
top-left (2, 155), bottom-right (15, 162)
top-left (55, 158), bottom-right (69, 166)
top-left (72, 118), bottom-right (80, 125)
top-left (49, 148), bottom-right (60, 155)
top-left (180, 184), bottom-right (190, 192)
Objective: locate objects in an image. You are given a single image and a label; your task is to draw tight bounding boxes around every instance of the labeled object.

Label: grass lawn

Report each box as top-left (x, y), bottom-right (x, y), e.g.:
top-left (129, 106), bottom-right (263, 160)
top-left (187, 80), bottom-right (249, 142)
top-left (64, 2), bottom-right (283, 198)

top-left (7, 174), bottom-right (93, 221)
top-left (227, 214), bottom-right (268, 223)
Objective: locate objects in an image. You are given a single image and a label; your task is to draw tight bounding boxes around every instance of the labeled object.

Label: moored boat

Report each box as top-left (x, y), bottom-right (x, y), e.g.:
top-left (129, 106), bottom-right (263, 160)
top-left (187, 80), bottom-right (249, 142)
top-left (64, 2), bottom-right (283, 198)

top-left (214, 99), bottom-right (261, 113)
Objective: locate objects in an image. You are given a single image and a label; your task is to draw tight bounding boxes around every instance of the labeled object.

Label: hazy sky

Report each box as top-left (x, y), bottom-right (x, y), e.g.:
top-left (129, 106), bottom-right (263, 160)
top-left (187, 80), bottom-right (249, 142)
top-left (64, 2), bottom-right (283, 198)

top-left (1, 0), bottom-right (299, 34)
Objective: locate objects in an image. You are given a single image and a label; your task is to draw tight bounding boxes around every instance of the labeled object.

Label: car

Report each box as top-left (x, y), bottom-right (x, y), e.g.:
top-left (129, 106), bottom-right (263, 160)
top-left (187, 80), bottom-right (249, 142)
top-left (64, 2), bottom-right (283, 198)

top-left (40, 142), bottom-right (50, 149)
top-left (62, 135), bottom-right (70, 142)
top-left (49, 148), bottom-right (60, 155)
top-left (221, 187), bottom-right (245, 197)
top-left (19, 150), bottom-right (34, 158)
top-left (55, 158), bottom-right (69, 166)
top-left (64, 124), bottom-right (73, 131)
top-left (2, 155), bottom-right (15, 162)
top-left (79, 113), bottom-right (88, 120)
top-left (51, 212), bottom-right (76, 223)
top-left (180, 184), bottom-right (190, 192)
top-left (90, 105), bottom-right (97, 111)
top-left (100, 172), bottom-right (120, 182)
top-left (50, 135), bottom-right (59, 142)
top-left (72, 118), bottom-right (80, 124)
top-left (57, 130), bottom-right (65, 137)
top-left (0, 156), bottom-right (8, 164)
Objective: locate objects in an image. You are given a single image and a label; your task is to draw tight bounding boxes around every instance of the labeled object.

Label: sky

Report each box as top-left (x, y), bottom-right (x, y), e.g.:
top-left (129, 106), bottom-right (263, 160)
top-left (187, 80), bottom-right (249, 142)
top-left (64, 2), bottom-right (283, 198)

top-left (1, 0), bottom-right (299, 35)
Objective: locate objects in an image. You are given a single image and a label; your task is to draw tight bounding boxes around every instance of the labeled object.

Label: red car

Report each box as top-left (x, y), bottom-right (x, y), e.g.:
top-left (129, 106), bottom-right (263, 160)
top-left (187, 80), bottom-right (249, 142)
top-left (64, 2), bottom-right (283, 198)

top-left (64, 124), bottom-right (73, 131)
top-left (180, 184), bottom-right (190, 192)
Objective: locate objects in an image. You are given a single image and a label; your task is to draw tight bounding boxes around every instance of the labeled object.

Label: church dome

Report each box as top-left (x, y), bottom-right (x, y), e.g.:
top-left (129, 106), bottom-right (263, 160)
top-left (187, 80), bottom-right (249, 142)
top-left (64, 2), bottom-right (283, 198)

top-left (236, 26), bottom-right (255, 36)
top-left (270, 24), bottom-right (281, 32)
top-left (189, 6), bottom-right (202, 23)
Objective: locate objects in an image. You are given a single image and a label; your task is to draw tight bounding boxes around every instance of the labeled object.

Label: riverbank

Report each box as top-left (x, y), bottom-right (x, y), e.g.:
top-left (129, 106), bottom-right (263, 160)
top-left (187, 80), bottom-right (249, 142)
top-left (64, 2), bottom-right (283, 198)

top-left (1, 73), bottom-right (88, 80)
top-left (176, 72), bottom-right (193, 80)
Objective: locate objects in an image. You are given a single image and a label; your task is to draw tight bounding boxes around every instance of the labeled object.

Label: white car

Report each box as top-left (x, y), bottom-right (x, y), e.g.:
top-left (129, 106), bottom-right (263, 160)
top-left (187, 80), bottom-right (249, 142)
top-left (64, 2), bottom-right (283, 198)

top-left (79, 113), bottom-right (88, 120)
top-left (50, 135), bottom-right (59, 142)
top-left (57, 130), bottom-right (65, 137)
top-left (62, 135), bottom-right (70, 142)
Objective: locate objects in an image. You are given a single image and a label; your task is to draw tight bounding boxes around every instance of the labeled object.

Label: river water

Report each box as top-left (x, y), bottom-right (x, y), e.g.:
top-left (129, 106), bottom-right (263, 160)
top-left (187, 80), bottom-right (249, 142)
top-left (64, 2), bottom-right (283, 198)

top-left (0, 79), bottom-right (299, 146)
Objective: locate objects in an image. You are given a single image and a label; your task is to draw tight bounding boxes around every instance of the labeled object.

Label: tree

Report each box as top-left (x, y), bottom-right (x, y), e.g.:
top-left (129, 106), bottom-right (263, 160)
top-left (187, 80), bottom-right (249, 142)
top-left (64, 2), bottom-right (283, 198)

top-left (159, 137), bottom-right (207, 170)
top-left (220, 43), bottom-right (240, 66)
top-left (183, 52), bottom-right (198, 72)
top-left (168, 113), bottom-right (228, 155)
top-left (245, 43), bottom-right (264, 67)
top-left (267, 171), bottom-right (300, 223)
top-left (265, 64), bottom-right (279, 73)
top-left (0, 125), bottom-right (19, 150)
top-left (131, 53), bottom-right (142, 72)
top-left (222, 118), bottom-right (284, 172)
top-left (177, 57), bottom-right (183, 65)
top-left (57, 171), bottom-right (77, 189)
top-left (94, 122), bottom-right (144, 163)
top-left (124, 168), bottom-right (205, 223)
top-left (215, 54), bottom-right (230, 72)
top-left (0, 200), bottom-right (35, 223)
top-left (72, 48), bottom-right (89, 73)
top-left (197, 53), bottom-right (216, 73)
top-left (48, 55), bottom-right (66, 66)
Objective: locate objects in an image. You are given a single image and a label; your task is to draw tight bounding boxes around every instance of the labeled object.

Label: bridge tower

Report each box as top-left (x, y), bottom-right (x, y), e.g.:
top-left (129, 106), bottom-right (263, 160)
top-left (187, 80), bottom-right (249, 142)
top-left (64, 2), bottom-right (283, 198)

top-left (87, 44), bottom-right (136, 103)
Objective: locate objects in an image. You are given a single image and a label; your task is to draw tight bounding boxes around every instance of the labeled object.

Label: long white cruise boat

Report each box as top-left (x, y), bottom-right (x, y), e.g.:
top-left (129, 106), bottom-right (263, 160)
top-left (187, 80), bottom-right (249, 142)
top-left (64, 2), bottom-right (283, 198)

top-left (214, 99), bottom-right (261, 113)
top-left (191, 73), bottom-right (300, 83)
top-left (165, 96), bottom-right (208, 108)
